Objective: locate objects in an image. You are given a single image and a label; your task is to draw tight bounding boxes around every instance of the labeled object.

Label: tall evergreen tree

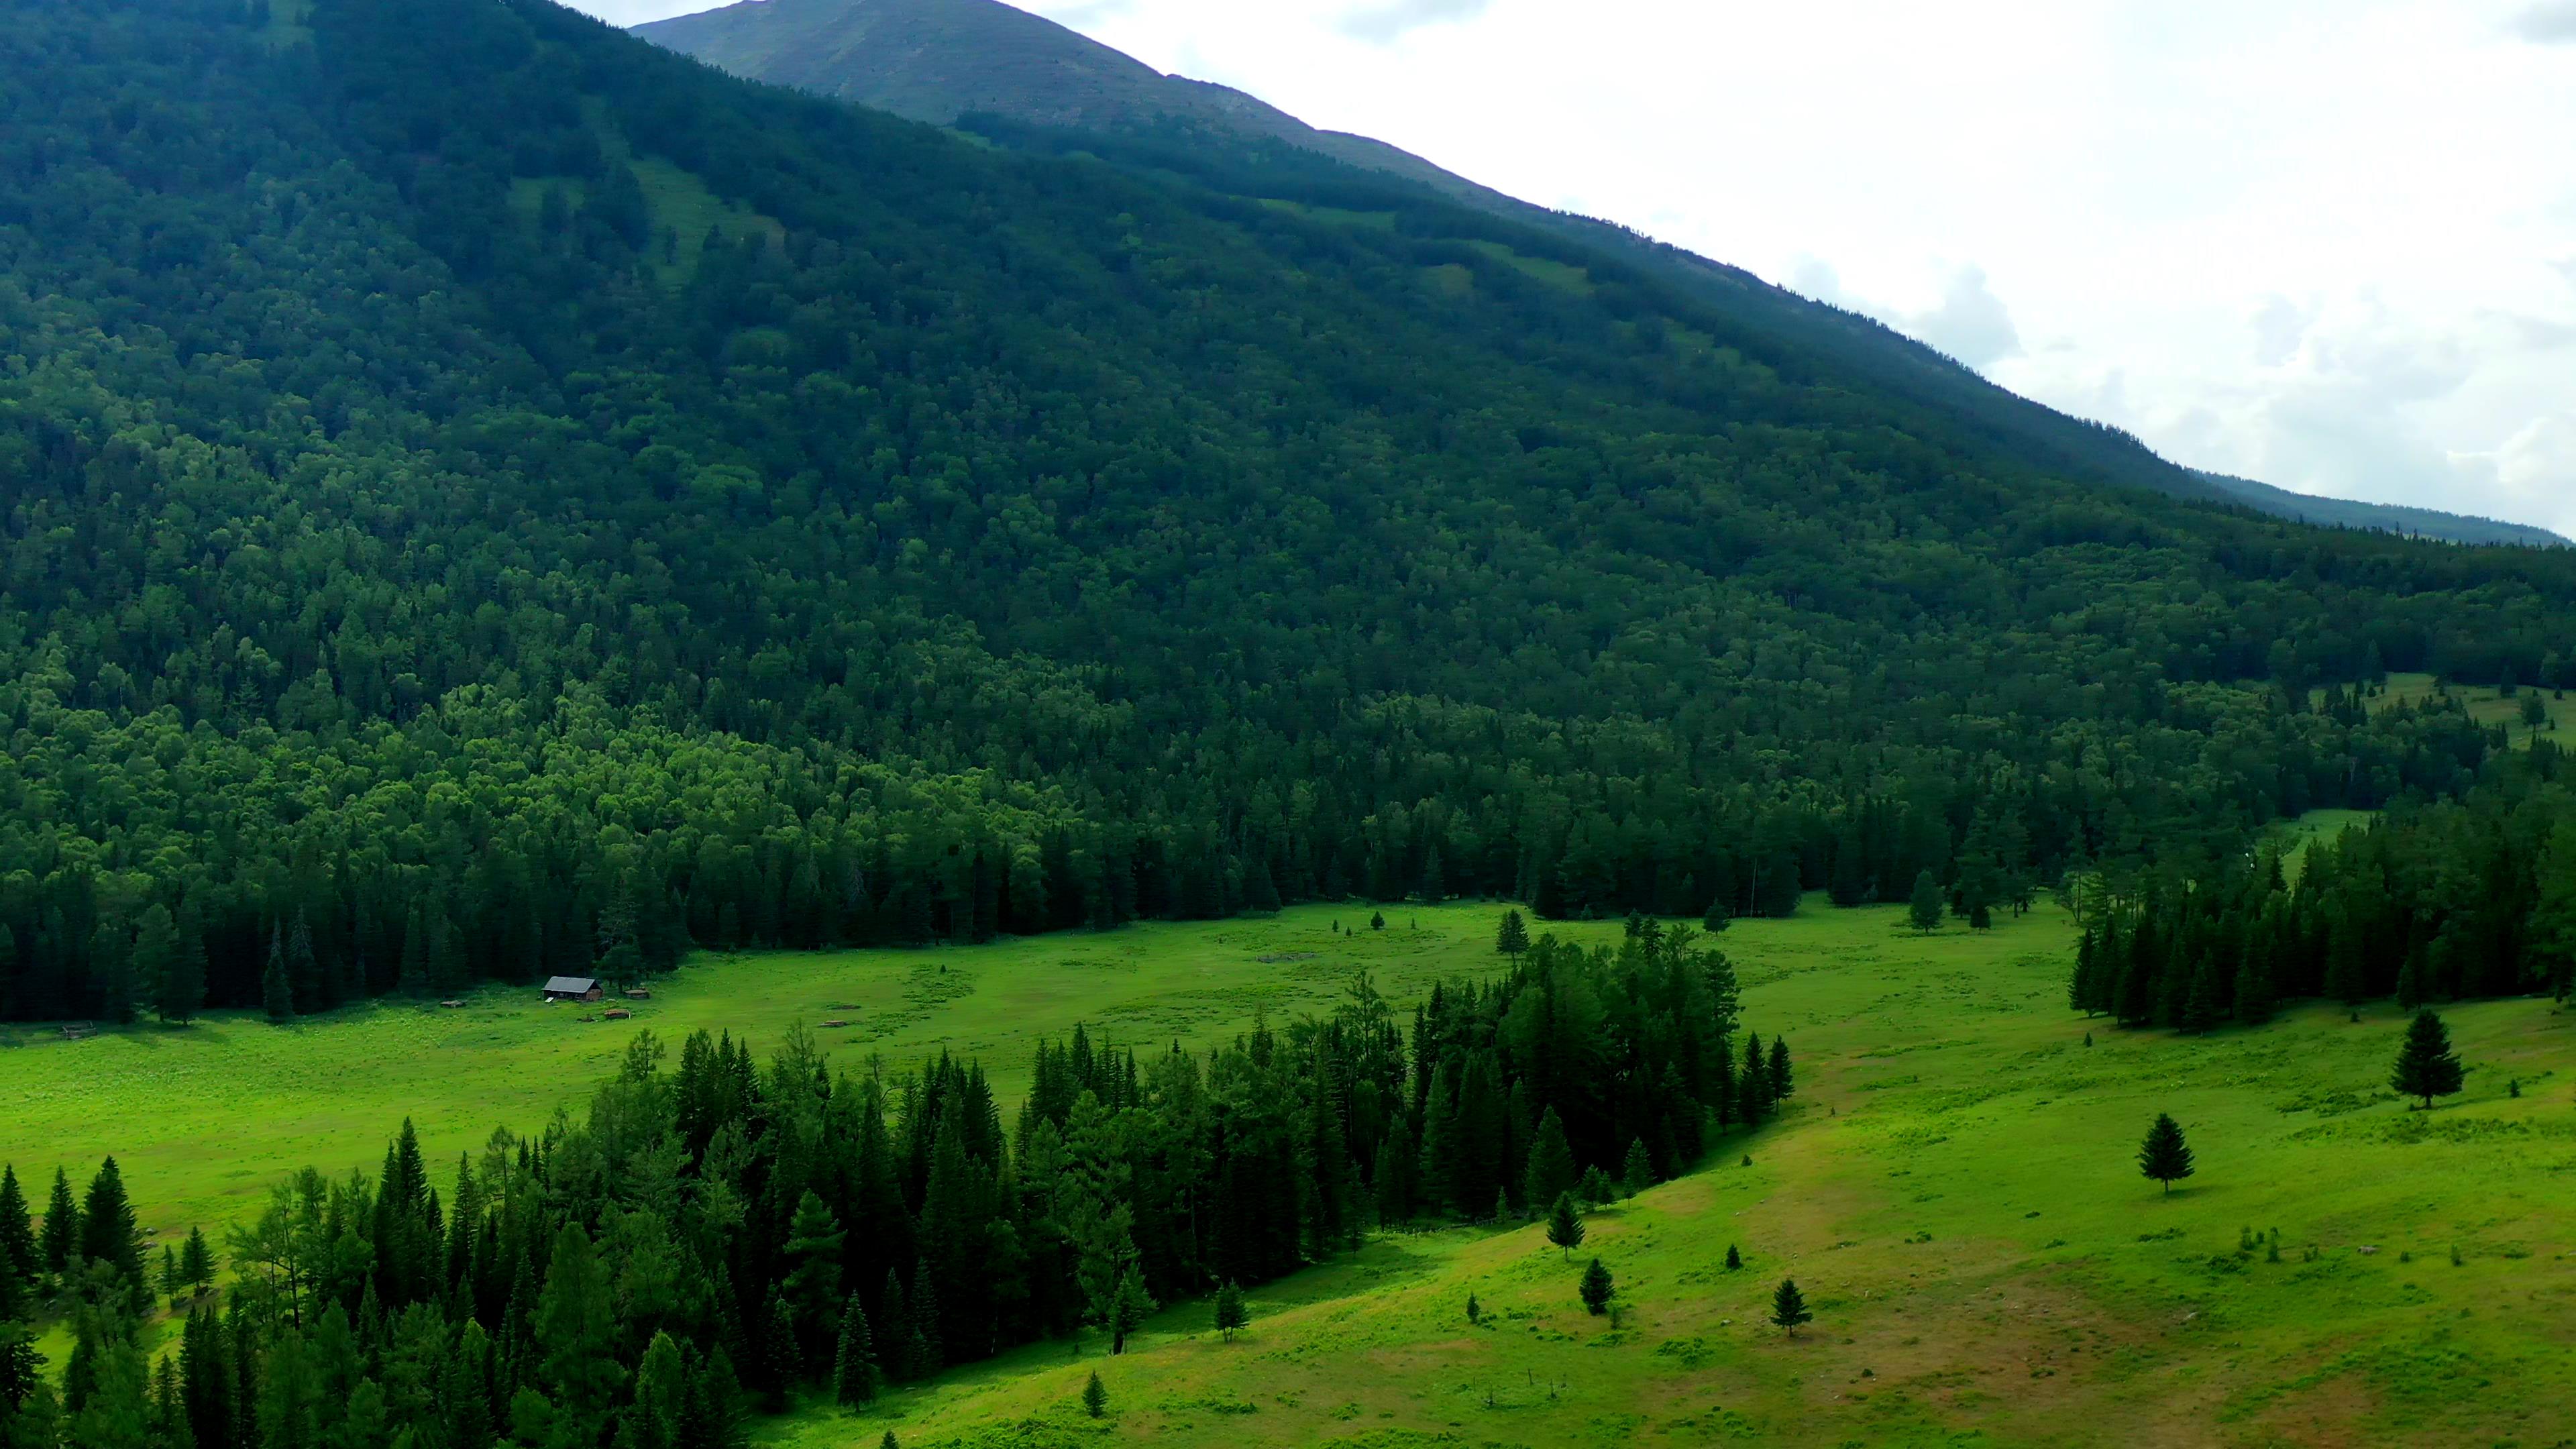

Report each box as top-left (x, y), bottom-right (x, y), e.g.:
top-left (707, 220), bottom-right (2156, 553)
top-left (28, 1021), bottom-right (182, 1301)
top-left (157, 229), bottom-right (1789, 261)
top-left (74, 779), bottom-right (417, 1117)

top-left (1544, 1193), bottom-right (1585, 1260)
top-left (1521, 1106), bottom-right (1576, 1212)
top-left (1211, 1282), bottom-right (1248, 1343)
top-left (36, 1170), bottom-right (77, 1279)
top-left (1770, 1277), bottom-right (1812, 1336)
top-left (261, 927), bottom-right (294, 1022)
top-left (2137, 1114), bottom-right (2195, 1195)
top-left (0, 1169), bottom-right (33, 1295)
top-left (1908, 871), bottom-right (1945, 933)
top-left (2390, 1010), bottom-right (2467, 1109)
top-left (1495, 909), bottom-right (1530, 957)
top-left (77, 1159), bottom-right (142, 1291)
top-left (1578, 1258), bottom-right (1615, 1316)
top-left (830, 1293), bottom-right (879, 1407)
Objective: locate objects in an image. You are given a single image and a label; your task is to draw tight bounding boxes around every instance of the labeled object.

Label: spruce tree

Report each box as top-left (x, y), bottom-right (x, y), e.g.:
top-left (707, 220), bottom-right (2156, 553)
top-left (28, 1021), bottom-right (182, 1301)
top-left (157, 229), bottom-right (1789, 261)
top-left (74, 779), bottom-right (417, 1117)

top-left (877, 1271), bottom-right (909, 1383)
top-left (0, 1167), bottom-right (34, 1293)
top-left (1770, 1277), bottom-right (1812, 1336)
top-left (1766, 1037), bottom-right (1794, 1102)
top-left (1702, 896), bottom-right (1731, 933)
top-left (1081, 1370), bottom-right (1107, 1418)
top-left (2390, 1009), bottom-right (2467, 1109)
top-left (78, 1159), bottom-right (142, 1291)
top-left (39, 1169), bottom-right (78, 1278)
top-left (1724, 1244), bottom-right (1742, 1271)
top-left (1621, 1138), bottom-right (1655, 1196)
top-left (1212, 1282), bottom-right (1248, 1342)
top-left (1908, 871), bottom-right (1945, 932)
top-left (1578, 1257), bottom-right (1615, 1316)
top-left (1545, 1193), bottom-right (1585, 1259)
top-left (780, 1191), bottom-right (845, 1359)
top-left (178, 1228), bottom-right (213, 1296)
top-left (1495, 909), bottom-right (1530, 957)
top-left (261, 929), bottom-right (294, 1022)
top-left (831, 1293), bottom-right (878, 1406)
top-left (1576, 1165), bottom-right (1615, 1205)
top-left (1107, 1267), bottom-right (1154, 1356)
top-left (1735, 1033), bottom-right (1769, 1127)
top-left (2137, 1113), bottom-right (2195, 1195)
top-left (1521, 1106), bottom-right (1576, 1211)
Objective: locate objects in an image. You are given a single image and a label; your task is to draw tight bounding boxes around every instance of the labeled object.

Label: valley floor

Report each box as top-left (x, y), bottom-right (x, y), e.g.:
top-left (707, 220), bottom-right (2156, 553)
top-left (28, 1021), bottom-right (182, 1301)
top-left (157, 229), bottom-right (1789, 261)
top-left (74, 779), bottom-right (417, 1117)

top-left (7, 899), bottom-right (2572, 1445)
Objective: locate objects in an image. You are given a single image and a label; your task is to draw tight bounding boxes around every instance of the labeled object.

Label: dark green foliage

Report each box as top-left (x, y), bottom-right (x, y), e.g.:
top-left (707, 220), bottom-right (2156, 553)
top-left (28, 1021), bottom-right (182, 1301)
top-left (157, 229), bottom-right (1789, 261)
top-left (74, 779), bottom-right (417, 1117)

top-left (1576, 1165), bottom-right (1615, 1205)
top-left (2390, 1010), bottom-right (2467, 1109)
top-left (0, 1169), bottom-right (32, 1295)
top-left (1621, 1138), bottom-right (1656, 1196)
top-left (1909, 872), bottom-right (1947, 934)
top-left (1770, 1277), bottom-right (1812, 1335)
top-left (1212, 1282), bottom-right (1248, 1342)
top-left (1766, 1038), bottom-right (1793, 1103)
top-left (1496, 910), bottom-right (1530, 957)
top-left (77, 1160), bottom-right (141, 1290)
top-left (2138, 1114), bottom-right (2195, 1195)
top-left (1546, 1193), bottom-right (1585, 1258)
top-left (1082, 1369), bottom-right (1107, 1418)
top-left (1465, 1292), bottom-right (1480, 1325)
top-left (832, 1294), bottom-right (879, 1407)
top-left (1578, 1258), bottom-right (1615, 1316)
top-left (1724, 1244), bottom-right (1743, 1271)
top-left (1522, 1107), bottom-right (1577, 1212)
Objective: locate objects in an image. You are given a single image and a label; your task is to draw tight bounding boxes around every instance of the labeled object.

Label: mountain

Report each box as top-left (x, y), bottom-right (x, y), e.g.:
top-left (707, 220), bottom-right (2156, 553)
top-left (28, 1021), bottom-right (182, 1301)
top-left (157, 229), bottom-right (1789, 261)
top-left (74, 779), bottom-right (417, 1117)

top-left (1, 0), bottom-right (2567, 1034)
top-left (639, 0), bottom-right (2557, 551)
top-left (2194, 471), bottom-right (2566, 548)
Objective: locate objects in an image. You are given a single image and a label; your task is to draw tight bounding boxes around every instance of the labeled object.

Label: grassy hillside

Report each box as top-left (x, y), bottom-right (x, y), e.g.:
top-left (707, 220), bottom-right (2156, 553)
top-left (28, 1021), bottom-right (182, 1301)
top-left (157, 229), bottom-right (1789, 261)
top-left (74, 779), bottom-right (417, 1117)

top-left (15, 900), bottom-right (2573, 1444)
top-left (786, 906), bottom-right (2573, 1448)
top-left (0, 904), bottom-right (1626, 1237)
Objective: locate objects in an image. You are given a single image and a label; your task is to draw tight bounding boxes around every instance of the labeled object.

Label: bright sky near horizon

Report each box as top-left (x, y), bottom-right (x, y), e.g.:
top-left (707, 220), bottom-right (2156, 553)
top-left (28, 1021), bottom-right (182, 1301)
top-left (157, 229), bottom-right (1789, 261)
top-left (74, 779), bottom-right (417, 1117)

top-left (581, 0), bottom-right (2576, 534)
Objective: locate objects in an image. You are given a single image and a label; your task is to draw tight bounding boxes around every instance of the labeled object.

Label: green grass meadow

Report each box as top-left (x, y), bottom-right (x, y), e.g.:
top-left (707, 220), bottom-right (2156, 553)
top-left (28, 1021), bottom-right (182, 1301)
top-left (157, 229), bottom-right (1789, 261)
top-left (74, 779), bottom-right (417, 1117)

top-left (7, 890), bottom-right (2574, 1444)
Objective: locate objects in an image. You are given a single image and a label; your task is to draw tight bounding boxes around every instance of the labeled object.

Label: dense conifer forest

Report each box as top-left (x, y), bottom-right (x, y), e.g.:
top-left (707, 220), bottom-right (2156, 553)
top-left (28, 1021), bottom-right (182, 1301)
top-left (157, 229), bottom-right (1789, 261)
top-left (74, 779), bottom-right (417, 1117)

top-left (0, 923), bottom-right (1769, 1445)
top-left (3, 0), bottom-right (2571, 1026)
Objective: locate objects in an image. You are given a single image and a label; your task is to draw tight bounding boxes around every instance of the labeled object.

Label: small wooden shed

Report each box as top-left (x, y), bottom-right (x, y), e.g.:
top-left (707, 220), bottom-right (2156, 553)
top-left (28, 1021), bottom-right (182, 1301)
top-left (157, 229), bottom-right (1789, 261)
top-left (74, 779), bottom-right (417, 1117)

top-left (543, 976), bottom-right (605, 1003)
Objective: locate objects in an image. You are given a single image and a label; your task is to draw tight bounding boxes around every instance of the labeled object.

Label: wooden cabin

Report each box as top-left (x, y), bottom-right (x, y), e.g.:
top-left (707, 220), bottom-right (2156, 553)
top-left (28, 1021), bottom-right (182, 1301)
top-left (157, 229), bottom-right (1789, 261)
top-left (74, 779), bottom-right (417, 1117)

top-left (542, 976), bottom-right (605, 1003)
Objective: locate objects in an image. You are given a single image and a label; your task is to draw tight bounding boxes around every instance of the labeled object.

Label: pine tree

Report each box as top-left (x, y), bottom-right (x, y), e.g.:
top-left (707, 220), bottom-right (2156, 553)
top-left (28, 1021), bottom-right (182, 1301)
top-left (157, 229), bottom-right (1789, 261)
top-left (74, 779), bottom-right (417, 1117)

top-left (877, 1271), bottom-right (909, 1384)
top-left (1770, 1277), bottom-right (1812, 1336)
top-left (1521, 1106), bottom-right (1576, 1211)
top-left (1578, 1257), bottom-right (1615, 1316)
top-left (1081, 1370), bottom-right (1107, 1418)
top-left (1735, 1032), bottom-right (1769, 1128)
top-left (2390, 1009), bottom-right (2467, 1109)
top-left (1621, 1138), bottom-right (1655, 1196)
top-left (261, 928), bottom-right (294, 1022)
top-left (2137, 1113), bottom-right (2195, 1195)
top-left (1766, 1037), bottom-right (1794, 1102)
top-left (1576, 1165), bottom-right (1614, 1205)
top-left (780, 1191), bottom-right (845, 1360)
top-left (1544, 1193), bottom-right (1585, 1259)
top-left (1724, 1244), bottom-right (1742, 1271)
top-left (78, 1159), bottom-right (143, 1292)
top-left (1702, 896), bottom-right (1731, 933)
top-left (1495, 909), bottom-right (1530, 957)
top-left (1908, 870), bottom-right (1945, 932)
top-left (0, 1167), bottom-right (34, 1293)
top-left (38, 1168), bottom-right (78, 1277)
top-left (831, 1293), bottom-right (879, 1406)
top-left (537, 1222), bottom-right (627, 1436)
top-left (178, 1227), bottom-right (213, 1295)
top-left (1212, 1282), bottom-right (1248, 1342)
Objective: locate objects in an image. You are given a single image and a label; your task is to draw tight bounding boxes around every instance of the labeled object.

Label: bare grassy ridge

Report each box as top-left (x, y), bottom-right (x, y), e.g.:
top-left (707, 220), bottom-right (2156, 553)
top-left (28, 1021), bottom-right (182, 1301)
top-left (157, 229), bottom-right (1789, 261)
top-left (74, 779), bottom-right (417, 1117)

top-left (7, 897), bottom-right (2573, 1443)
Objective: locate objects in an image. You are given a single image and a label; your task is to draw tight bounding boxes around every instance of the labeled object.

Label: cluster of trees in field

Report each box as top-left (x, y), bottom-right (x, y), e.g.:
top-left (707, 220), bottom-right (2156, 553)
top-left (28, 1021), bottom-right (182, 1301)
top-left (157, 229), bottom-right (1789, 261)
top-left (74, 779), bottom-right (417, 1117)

top-left (3, 0), bottom-right (2573, 1026)
top-left (0, 923), bottom-right (1785, 1446)
top-left (2069, 737), bottom-right (2576, 1029)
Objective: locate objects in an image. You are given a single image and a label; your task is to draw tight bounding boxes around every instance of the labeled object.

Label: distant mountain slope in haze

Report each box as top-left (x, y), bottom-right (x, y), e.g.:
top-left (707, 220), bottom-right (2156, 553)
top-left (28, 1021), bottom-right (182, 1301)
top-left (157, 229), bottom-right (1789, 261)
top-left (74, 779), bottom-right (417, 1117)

top-left (639, 0), bottom-right (2553, 550)
top-left (2194, 472), bottom-right (2566, 547)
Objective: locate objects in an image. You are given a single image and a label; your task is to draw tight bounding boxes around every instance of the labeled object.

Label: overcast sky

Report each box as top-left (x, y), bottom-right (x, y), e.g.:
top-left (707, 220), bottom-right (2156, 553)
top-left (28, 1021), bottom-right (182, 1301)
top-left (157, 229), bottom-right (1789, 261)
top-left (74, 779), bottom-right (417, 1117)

top-left (582, 0), bottom-right (2576, 534)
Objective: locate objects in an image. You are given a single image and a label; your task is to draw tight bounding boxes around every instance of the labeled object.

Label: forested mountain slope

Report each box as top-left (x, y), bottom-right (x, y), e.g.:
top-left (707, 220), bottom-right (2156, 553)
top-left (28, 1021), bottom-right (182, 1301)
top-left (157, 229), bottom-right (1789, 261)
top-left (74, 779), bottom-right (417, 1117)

top-left (639, 0), bottom-right (2559, 549)
top-left (1, 0), bottom-right (2571, 1024)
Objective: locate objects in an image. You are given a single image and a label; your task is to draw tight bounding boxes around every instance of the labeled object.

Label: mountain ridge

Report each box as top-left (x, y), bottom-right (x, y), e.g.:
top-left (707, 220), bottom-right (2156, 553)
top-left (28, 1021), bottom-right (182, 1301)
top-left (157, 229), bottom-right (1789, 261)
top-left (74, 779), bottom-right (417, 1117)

top-left (637, 0), bottom-right (2563, 549)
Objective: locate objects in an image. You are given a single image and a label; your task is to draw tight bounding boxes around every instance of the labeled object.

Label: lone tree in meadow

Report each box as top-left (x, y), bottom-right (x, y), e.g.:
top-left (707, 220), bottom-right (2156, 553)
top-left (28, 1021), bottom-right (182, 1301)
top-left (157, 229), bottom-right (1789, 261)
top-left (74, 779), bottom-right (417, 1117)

top-left (1081, 1370), bottom-right (1108, 1418)
top-left (2137, 1113), bottom-right (2195, 1195)
top-left (1212, 1281), bottom-right (1248, 1342)
top-left (1496, 909), bottom-right (1530, 957)
top-left (1546, 1193), bottom-right (1586, 1259)
top-left (1770, 1277), bottom-right (1812, 1336)
top-left (1724, 1244), bottom-right (1743, 1271)
top-left (1578, 1258), bottom-right (1616, 1316)
top-left (1908, 871), bottom-right (1945, 933)
top-left (2390, 1009), bottom-right (2466, 1109)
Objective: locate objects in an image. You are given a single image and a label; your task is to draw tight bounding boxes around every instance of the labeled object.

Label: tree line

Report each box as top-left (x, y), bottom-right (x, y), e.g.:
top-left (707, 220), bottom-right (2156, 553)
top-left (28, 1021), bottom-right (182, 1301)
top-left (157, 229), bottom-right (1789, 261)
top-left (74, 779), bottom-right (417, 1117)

top-left (0, 922), bottom-right (1790, 1446)
top-left (2069, 734), bottom-right (2576, 1028)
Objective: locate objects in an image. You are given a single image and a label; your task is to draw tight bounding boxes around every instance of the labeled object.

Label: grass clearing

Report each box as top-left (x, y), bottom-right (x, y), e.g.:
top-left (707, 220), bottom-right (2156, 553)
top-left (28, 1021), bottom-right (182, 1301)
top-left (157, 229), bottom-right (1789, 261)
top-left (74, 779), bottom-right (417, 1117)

top-left (9, 900), bottom-right (2573, 1443)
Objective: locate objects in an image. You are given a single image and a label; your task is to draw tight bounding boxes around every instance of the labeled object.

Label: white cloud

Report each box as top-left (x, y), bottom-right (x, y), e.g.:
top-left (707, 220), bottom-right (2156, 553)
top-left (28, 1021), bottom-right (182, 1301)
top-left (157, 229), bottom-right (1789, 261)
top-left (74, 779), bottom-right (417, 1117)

top-left (1909, 266), bottom-right (2023, 371)
top-left (2510, 1), bottom-right (2576, 42)
top-left (1336, 0), bottom-right (1493, 44)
